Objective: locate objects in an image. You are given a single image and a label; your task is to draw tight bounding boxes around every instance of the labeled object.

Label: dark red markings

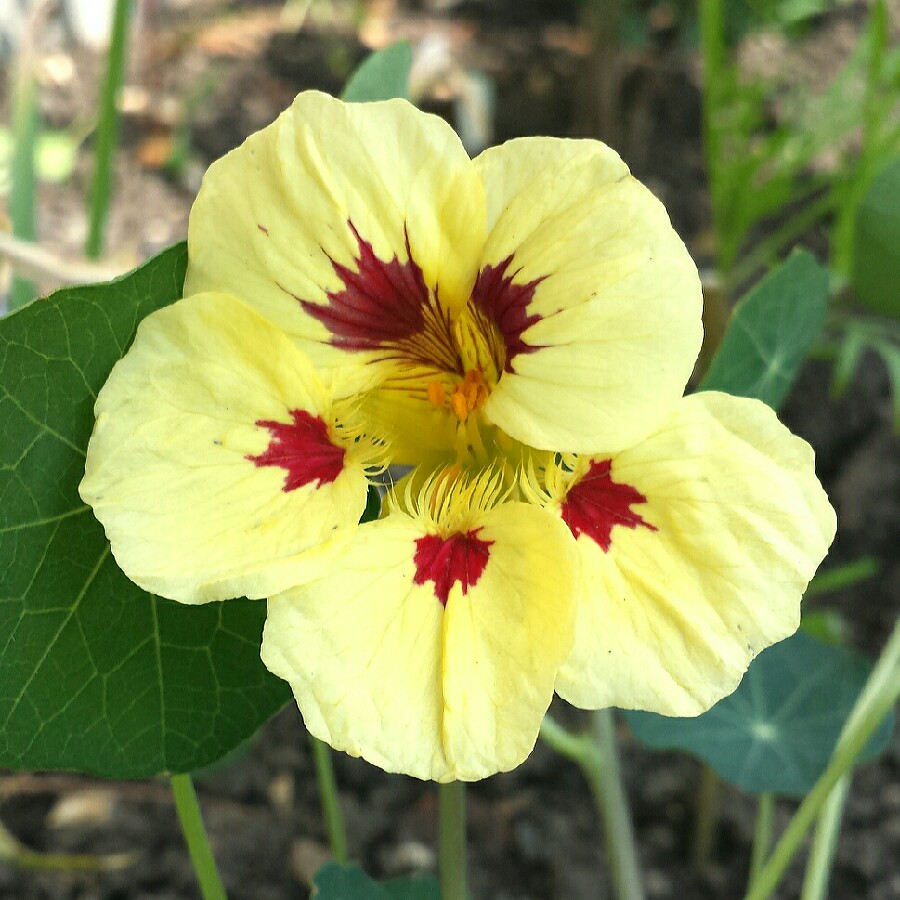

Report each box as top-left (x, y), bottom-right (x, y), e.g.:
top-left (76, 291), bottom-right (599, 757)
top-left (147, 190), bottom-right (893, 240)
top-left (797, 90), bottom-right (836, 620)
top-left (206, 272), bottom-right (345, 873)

top-left (413, 529), bottom-right (494, 607)
top-left (561, 459), bottom-right (656, 551)
top-left (470, 256), bottom-right (545, 373)
top-left (247, 410), bottom-right (345, 492)
top-left (300, 222), bottom-right (455, 362)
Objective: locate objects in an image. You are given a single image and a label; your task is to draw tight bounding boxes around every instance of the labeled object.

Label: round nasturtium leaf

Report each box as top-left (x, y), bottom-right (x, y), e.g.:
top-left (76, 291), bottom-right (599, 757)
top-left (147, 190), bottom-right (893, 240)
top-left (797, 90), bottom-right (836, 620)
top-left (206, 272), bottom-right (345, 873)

top-left (0, 244), bottom-right (292, 778)
top-left (624, 631), bottom-right (895, 796)
top-left (853, 155), bottom-right (900, 318)
top-left (313, 862), bottom-right (440, 900)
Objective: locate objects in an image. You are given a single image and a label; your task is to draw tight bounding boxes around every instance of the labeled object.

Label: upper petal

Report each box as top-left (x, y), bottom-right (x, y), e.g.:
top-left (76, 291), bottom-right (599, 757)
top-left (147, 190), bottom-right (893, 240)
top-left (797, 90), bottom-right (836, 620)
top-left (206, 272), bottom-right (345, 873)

top-left (550, 392), bottom-right (836, 715)
top-left (185, 91), bottom-right (486, 370)
top-left (261, 479), bottom-right (579, 782)
top-left (79, 292), bottom-right (371, 604)
top-left (473, 138), bottom-right (703, 454)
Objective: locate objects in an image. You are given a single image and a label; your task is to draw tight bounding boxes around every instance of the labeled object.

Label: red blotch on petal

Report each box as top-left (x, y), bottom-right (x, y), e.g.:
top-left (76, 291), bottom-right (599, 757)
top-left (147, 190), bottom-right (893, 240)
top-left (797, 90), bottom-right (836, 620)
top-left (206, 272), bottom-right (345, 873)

top-left (470, 256), bottom-right (545, 373)
top-left (247, 410), bottom-right (345, 492)
top-left (414, 529), bottom-right (494, 607)
top-left (562, 459), bottom-right (656, 551)
top-left (302, 223), bottom-right (430, 347)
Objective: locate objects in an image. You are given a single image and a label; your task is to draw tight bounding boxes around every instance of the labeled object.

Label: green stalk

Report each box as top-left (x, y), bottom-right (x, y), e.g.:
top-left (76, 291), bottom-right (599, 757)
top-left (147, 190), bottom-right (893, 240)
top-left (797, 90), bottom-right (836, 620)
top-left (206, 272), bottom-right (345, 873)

top-left (8, 22), bottom-right (39, 309)
top-left (699, 0), bottom-right (726, 269)
top-left (725, 192), bottom-right (834, 293)
top-left (170, 775), bottom-right (227, 900)
top-left (85, 0), bottom-right (134, 259)
top-left (744, 616), bottom-right (900, 900)
top-left (1, 820), bottom-right (135, 871)
top-left (439, 781), bottom-right (467, 900)
top-left (831, 0), bottom-right (887, 276)
top-left (749, 793), bottom-right (775, 881)
top-left (310, 735), bottom-right (348, 863)
top-left (690, 764), bottom-right (721, 869)
top-left (800, 775), bottom-right (851, 900)
top-left (541, 712), bottom-right (644, 900)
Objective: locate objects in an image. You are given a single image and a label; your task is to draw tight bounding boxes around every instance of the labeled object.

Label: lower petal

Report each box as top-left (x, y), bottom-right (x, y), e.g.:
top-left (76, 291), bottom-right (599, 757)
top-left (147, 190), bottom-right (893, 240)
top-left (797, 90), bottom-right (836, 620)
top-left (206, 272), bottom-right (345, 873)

top-left (553, 392), bottom-right (836, 716)
top-left (261, 495), bottom-right (579, 781)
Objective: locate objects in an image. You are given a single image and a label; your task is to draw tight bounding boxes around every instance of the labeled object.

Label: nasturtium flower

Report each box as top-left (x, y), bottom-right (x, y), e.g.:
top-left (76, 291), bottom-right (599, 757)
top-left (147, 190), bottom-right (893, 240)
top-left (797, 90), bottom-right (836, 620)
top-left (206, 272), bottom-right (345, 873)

top-left (81, 91), bottom-right (836, 782)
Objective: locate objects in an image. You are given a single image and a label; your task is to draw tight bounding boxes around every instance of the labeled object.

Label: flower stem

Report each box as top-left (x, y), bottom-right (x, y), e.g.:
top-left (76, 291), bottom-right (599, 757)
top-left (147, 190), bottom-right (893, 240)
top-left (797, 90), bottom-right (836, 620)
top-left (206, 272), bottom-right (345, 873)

top-left (540, 712), bottom-right (644, 900)
top-left (85, 0), bottom-right (133, 259)
top-left (310, 735), bottom-right (348, 863)
top-left (690, 764), bottom-right (721, 869)
top-left (590, 709), bottom-right (644, 900)
top-left (745, 616), bottom-right (900, 900)
top-left (439, 781), bottom-right (468, 900)
top-left (170, 775), bottom-right (227, 900)
top-left (800, 775), bottom-right (851, 900)
top-left (749, 793), bottom-right (775, 881)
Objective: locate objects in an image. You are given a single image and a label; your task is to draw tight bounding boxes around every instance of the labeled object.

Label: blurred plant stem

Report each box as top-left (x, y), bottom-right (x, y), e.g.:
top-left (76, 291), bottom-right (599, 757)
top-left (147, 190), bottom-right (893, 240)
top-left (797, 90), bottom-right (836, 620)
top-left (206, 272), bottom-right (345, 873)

top-left (85, 0), bottom-right (134, 259)
top-left (8, 3), bottom-right (46, 310)
top-left (310, 734), bottom-right (348, 863)
top-left (170, 774), bottom-right (227, 900)
top-left (724, 192), bottom-right (834, 295)
top-left (744, 615), bottom-right (900, 900)
top-left (690, 764), bottom-right (721, 869)
top-left (0, 818), bottom-right (135, 871)
top-left (578, 0), bottom-right (623, 149)
top-left (699, 0), bottom-right (726, 273)
top-left (830, 0), bottom-right (888, 277)
top-left (805, 557), bottom-right (879, 598)
top-left (749, 793), bottom-right (775, 881)
top-left (800, 775), bottom-right (851, 900)
top-left (439, 781), bottom-right (467, 900)
top-left (541, 711), bottom-right (644, 900)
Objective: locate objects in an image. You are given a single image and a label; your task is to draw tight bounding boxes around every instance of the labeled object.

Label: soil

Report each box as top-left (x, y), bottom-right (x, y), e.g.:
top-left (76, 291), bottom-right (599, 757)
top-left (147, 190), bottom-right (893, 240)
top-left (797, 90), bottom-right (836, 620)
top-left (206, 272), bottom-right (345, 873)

top-left (1, 1), bottom-right (898, 898)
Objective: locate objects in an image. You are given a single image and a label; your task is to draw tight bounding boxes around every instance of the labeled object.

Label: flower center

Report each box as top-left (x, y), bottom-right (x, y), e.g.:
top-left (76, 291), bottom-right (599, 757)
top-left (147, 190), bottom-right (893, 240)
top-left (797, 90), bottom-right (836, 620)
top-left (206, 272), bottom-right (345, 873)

top-left (427, 369), bottom-right (490, 423)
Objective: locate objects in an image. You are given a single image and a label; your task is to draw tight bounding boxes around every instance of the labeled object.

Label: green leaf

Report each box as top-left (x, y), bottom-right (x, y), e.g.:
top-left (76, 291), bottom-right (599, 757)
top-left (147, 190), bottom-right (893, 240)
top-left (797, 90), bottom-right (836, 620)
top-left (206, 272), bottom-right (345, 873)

top-left (624, 632), bottom-right (895, 796)
top-left (313, 862), bottom-right (439, 900)
top-left (383, 874), bottom-right (441, 900)
top-left (701, 250), bottom-right (829, 409)
top-left (799, 609), bottom-right (847, 647)
top-left (853, 156), bottom-right (900, 317)
top-left (313, 862), bottom-right (387, 899)
top-left (342, 41), bottom-right (413, 103)
top-left (0, 243), bottom-right (290, 778)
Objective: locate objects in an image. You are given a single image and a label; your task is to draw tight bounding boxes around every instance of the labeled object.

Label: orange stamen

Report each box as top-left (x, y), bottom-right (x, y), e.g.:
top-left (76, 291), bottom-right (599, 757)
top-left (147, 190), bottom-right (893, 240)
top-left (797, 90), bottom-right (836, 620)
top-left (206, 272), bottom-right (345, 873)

top-left (427, 380), bottom-right (446, 409)
top-left (448, 369), bottom-right (490, 423)
top-left (450, 390), bottom-right (470, 422)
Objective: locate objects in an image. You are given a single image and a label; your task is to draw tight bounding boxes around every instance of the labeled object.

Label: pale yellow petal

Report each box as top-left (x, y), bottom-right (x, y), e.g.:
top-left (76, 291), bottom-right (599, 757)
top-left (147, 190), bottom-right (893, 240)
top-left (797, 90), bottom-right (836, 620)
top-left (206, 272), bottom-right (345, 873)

top-left (185, 91), bottom-right (485, 371)
top-left (79, 292), bottom-right (369, 604)
top-left (553, 392), bottom-right (836, 715)
top-left (474, 138), bottom-right (703, 453)
top-left (261, 502), bottom-right (578, 781)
